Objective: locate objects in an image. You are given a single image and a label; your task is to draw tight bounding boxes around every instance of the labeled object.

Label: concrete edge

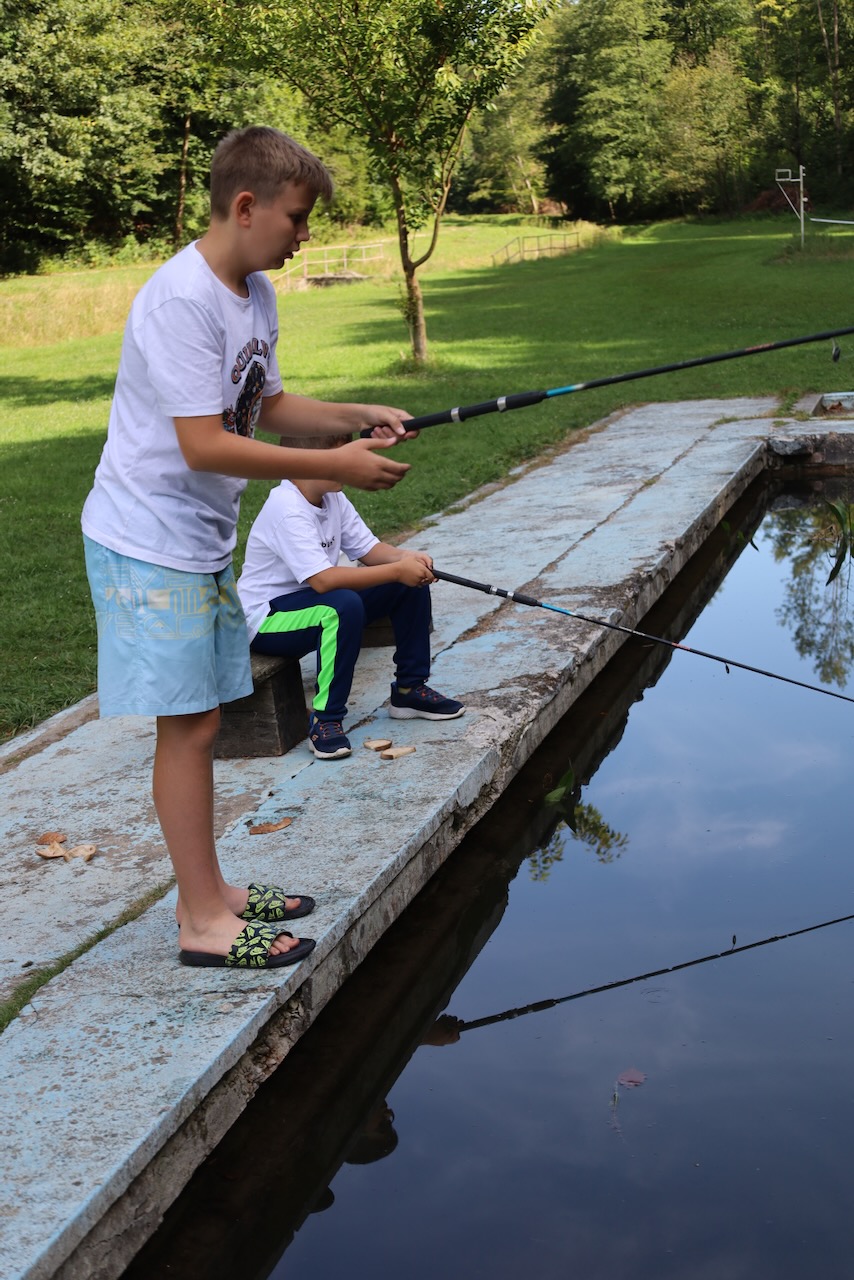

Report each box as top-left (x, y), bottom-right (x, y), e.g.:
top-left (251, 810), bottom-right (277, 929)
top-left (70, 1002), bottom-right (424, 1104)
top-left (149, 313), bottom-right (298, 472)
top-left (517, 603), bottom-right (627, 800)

top-left (9, 411), bottom-right (854, 1280)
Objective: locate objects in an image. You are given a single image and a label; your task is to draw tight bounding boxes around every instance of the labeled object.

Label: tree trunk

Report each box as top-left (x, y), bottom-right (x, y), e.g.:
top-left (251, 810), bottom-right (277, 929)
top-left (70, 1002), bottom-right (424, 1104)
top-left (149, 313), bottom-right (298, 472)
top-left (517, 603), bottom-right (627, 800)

top-left (515, 156), bottom-right (539, 214)
top-left (174, 113), bottom-right (192, 246)
top-left (403, 265), bottom-right (428, 364)
top-left (815, 0), bottom-right (843, 177)
top-left (391, 173), bottom-right (429, 364)
top-left (388, 124), bottom-right (467, 363)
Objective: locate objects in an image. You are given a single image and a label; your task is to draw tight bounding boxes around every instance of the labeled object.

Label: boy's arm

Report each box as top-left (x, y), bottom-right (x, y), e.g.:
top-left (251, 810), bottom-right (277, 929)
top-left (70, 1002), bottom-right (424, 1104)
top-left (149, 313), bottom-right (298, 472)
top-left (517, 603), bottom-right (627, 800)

top-left (258, 391), bottom-right (417, 441)
top-left (173, 413), bottom-right (410, 491)
top-left (306, 553), bottom-right (435, 594)
top-left (360, 542), bottom-right (433, 571)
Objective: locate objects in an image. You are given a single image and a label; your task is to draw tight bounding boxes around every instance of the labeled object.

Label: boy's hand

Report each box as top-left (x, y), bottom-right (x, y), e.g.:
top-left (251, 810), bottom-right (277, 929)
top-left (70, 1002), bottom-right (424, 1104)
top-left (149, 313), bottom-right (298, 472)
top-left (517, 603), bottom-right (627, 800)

top-left (359, 406), bottom-right (418, 441)
top-left (395, 555), bottom-right (436, 588)
top-left (332, 438), bottom-right (411, 490)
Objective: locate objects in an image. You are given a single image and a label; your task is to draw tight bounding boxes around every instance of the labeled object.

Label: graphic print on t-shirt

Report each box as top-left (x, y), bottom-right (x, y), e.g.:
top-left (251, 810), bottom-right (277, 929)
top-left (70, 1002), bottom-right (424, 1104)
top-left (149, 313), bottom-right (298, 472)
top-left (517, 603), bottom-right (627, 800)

top-left (223, 359), bottom-right (266, 437)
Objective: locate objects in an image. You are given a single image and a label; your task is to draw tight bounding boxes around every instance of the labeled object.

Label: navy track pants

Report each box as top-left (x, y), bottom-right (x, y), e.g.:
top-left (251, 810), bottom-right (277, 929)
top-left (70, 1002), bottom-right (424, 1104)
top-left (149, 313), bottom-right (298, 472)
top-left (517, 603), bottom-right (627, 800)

top-left (250, 581), bottom-right (432, 720)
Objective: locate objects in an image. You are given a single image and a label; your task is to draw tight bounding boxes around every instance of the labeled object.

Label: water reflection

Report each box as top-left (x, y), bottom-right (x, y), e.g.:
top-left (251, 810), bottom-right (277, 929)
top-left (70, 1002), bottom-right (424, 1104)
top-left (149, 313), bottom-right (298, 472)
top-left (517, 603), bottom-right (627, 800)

top-left (125, 474), bottom-right (854, 1280)
top-left (765, 493), bottom-right (854, 686)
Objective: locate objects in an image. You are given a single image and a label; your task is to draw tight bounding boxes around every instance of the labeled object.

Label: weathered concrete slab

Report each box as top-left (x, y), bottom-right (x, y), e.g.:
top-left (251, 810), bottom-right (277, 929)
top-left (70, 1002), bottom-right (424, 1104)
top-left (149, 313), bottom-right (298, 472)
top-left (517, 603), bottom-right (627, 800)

top-left (1, 397), bottom-right (853, 1280)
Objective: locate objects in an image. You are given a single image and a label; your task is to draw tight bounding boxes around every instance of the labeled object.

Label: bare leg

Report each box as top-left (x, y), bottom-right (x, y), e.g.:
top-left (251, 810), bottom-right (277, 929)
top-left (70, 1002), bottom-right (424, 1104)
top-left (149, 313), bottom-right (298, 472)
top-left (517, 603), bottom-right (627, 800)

top-left (154, 709), bottom-right (297, 958)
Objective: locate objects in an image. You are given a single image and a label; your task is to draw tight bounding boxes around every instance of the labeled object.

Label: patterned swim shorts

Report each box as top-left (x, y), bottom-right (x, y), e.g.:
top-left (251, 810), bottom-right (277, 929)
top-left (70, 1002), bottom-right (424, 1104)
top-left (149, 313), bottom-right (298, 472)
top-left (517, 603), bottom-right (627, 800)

top-left (83, 537), bottom-right (253, 716)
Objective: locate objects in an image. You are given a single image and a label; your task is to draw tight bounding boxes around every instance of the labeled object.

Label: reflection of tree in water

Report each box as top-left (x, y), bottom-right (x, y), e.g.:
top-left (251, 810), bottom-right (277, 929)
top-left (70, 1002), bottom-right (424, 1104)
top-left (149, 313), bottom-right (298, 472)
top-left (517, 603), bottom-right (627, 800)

top-left (528, 766), bottom-right (629, 881)
top-left (765, 503), bottom-right (854, 688)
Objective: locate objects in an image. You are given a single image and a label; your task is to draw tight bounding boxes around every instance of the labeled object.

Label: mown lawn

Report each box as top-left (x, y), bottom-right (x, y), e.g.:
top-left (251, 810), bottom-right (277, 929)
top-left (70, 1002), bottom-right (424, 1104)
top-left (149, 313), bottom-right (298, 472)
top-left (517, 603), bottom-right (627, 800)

top-left (2, 215), bottom-right (853, 739)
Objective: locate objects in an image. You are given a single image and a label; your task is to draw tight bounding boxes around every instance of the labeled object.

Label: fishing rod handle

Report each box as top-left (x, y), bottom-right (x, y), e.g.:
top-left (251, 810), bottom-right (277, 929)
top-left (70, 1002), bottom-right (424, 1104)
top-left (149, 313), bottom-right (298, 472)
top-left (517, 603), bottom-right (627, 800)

top-left (359, 389), bottom-right (547, 437)
top-left (433, 567), bottom-right (540, 608)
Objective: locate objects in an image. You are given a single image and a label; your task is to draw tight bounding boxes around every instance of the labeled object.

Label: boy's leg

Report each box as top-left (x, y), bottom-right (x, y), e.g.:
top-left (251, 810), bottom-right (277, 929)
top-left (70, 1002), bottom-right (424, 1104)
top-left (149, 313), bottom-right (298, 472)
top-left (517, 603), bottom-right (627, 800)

top-left (359, 581), bottom-right (432, 687)
top-left (83, 539), bottom-right (311, 961)
top-left (155, 710), bottom-right (299, 958)
top-left (253, 587), bottom-right (365, 720)
top-left (361, 582), bottom-right (465, 720)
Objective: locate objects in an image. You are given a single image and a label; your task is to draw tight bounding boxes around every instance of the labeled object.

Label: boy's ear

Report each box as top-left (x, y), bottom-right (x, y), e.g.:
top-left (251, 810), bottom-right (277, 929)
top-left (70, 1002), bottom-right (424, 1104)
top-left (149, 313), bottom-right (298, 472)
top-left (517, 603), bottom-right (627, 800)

top-left (233, 190), bottom-right (256, 226)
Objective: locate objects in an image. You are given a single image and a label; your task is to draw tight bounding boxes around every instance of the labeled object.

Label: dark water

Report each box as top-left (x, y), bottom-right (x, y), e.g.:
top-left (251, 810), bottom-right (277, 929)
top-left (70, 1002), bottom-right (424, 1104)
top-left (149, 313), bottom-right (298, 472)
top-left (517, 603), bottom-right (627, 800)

top-left (126, 476), bottom-right (854, 1280)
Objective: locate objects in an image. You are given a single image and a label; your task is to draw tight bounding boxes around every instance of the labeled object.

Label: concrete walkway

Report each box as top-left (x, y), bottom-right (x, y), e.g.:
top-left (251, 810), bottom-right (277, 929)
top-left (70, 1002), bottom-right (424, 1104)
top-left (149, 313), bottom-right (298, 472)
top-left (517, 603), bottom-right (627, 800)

top-left (2, 395), bottom-right (853, 1280)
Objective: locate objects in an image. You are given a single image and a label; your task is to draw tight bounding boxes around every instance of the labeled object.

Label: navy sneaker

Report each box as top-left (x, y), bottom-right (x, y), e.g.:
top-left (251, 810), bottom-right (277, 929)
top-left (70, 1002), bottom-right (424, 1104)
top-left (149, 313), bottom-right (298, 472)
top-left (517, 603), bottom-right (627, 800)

top-left (389, 682), bottom-right (465, 721)
top-left (308, 714), bottom-right (352, 759)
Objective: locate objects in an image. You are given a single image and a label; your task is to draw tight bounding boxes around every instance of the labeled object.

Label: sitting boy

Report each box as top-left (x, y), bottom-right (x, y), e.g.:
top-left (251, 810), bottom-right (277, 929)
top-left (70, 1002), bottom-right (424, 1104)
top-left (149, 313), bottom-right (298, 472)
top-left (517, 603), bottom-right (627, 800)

top-left (237, 435), bottom-right (464, 759)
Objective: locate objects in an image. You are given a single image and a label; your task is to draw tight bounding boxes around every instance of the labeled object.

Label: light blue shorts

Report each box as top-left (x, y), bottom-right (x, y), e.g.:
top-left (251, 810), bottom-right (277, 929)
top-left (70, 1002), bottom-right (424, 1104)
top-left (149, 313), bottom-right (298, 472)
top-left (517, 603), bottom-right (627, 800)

top-left (83, 536), bottom-right (253, 717)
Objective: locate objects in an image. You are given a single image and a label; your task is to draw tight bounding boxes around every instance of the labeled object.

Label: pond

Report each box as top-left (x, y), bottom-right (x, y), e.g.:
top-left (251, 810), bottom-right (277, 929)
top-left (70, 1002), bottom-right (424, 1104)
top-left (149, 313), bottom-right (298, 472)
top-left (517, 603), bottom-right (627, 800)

top-left (125, 473), bottom-right (854, 1280)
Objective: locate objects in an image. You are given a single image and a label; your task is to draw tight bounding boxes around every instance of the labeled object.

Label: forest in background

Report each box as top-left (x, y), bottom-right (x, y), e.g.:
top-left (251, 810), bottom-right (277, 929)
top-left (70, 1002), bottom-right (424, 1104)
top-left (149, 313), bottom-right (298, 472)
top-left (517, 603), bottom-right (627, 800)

top-left (1, 0), bottom-right (852, 274)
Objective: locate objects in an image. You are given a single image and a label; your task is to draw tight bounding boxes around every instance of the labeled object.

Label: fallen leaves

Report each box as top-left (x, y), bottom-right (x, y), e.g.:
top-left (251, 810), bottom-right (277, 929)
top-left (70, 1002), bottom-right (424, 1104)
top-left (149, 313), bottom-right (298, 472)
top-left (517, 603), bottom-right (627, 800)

top-left (35, 835), bottom-right (98, 863)
top-left (68, 844), bottom-right (97, 862)
top-left (35, 842), bottom-right (67, 860)
top-left (248, 817), bottom-right (293, 835)
top-left (364, 738), bottom-right (416, 760)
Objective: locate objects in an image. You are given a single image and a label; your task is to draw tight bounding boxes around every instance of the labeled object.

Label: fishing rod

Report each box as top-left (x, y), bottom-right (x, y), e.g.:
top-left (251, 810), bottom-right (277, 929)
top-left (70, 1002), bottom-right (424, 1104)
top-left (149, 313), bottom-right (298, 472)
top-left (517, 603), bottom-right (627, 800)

top-left (456, 910), bottom-right (854, 1033)
top-left (365, 325), bottom-right (854, 435)
top-left (432, 567), bottom-right (854, 706)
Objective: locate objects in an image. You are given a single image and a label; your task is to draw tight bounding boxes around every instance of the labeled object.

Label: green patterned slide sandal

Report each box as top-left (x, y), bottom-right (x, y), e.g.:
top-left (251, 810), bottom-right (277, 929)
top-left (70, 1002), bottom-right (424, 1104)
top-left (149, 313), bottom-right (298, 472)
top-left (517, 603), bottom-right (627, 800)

top-left (179, 920), bottom-right (316, 968)
top-left (240, 884), bottom-right (316, 923)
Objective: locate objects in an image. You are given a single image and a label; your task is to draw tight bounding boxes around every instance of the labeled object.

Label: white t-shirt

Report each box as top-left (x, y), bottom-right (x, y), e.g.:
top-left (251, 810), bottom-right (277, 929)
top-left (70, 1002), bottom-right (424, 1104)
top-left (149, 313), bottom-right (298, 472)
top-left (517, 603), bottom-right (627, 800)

top-left (237, 480), bottom-right (379, 639)
top-left (81, 242), bottom-right (283, 573)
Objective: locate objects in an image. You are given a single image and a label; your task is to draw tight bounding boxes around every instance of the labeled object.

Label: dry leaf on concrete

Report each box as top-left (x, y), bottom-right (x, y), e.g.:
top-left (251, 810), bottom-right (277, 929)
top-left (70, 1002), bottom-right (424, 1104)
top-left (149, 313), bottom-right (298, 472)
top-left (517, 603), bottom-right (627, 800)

top-left (36, 832), bottom-right (67, 845)
top-left (380, 745), bottom-right (417, 760)
top-left (35, 842), bottom-right (68, 860)
top-left (364, 738), bottom-right (393, 752)
top-left (67, 844), bottom-right (98, 862)
top-left (248, 818), bottom-right (293, 835)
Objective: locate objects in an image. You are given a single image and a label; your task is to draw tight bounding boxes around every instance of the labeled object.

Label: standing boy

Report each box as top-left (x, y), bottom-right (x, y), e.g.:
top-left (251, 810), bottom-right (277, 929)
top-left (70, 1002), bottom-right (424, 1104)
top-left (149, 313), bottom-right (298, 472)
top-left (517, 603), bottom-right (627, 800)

top-left (81, 126), bottom-right (413, 969)
top-left (237, 434), bottom-right (464, 761)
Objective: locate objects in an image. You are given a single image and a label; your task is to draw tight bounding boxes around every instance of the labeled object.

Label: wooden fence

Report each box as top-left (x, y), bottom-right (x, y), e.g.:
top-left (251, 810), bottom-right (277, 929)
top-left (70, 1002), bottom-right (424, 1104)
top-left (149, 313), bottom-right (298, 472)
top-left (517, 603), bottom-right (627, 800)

top-left (271, 242), bottom-right (386, 289)
top-left (491, 231), bottom-right (580, 267)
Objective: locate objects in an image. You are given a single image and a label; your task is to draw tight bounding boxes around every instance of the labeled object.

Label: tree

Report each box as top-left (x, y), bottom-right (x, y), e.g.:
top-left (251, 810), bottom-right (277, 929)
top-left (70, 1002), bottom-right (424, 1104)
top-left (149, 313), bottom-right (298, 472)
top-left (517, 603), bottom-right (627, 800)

top-left (659, 44), bottom-right (757, 212)
top-left (0, 0), bottom-right (165, 269)
top-left (0, 0), bottom-right (260, 269)
top-left (192, 0), bottom-right (555, 363)
top-left (745, 0), bottom-right (854, 204)
top-left (541, 0), bottom-right (675, 220)
top-left (451, 27), bottom-right (556, 215)
top-left (664, 0), bottom-right (751, 61)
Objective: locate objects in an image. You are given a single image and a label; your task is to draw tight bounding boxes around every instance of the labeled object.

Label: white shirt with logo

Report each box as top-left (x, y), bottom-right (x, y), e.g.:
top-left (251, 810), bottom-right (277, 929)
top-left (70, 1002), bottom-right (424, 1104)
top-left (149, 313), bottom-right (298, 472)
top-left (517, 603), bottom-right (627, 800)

top-left (237, 480), bottom-right (378, 639)
top-left (82, 241), bottom-right (283, 573)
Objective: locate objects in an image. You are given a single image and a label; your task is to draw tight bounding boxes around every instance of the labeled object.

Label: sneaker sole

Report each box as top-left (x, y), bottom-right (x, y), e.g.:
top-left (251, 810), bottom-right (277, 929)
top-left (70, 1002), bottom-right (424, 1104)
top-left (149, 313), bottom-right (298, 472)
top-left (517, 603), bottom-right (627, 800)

top-left (388, 706), bottom-right (465, 721)
top-left (309, 743), bottom-right (352, 759)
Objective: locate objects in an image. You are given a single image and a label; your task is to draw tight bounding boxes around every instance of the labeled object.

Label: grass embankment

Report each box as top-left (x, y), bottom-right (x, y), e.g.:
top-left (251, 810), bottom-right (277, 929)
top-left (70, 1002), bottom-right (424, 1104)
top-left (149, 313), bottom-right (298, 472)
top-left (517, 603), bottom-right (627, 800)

top-left (2, 215), bottom-right (853, 740)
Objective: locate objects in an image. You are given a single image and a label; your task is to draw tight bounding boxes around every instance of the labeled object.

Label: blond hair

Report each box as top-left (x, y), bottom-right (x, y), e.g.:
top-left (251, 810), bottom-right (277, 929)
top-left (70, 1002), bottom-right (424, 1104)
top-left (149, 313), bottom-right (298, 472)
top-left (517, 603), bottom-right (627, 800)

top-left (209, 126), bottom-right (334, 218)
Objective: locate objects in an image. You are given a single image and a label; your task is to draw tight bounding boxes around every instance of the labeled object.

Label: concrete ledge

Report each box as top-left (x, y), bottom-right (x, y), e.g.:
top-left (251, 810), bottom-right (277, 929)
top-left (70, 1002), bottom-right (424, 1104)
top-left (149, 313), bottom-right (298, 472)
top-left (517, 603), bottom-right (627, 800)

top-left (2, 398), bottom-right (854, 1280)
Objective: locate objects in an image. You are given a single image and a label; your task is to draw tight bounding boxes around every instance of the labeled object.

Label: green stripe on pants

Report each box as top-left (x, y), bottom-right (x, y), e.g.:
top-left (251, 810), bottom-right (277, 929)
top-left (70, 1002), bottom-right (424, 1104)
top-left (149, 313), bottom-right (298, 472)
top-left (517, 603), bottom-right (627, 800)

top-left (257, 604), bottom-right (341, 712)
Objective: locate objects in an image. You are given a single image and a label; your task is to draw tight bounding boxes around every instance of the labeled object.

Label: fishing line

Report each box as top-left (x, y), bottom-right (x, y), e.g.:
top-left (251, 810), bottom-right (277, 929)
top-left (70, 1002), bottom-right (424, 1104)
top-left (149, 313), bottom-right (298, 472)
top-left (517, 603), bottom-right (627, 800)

top-left (432, 568), bottom-right (854, 706)
top-left (456, 911), bottom-right (854, 1033)
top-left (365, 325), bottom-right (854, 435)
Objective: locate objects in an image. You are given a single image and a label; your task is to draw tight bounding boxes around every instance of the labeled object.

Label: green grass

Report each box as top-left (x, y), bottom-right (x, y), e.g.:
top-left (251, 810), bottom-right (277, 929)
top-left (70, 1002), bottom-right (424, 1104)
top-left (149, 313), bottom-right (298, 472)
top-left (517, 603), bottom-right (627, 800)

top-left (2, 215), bottom-right (853, 740)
